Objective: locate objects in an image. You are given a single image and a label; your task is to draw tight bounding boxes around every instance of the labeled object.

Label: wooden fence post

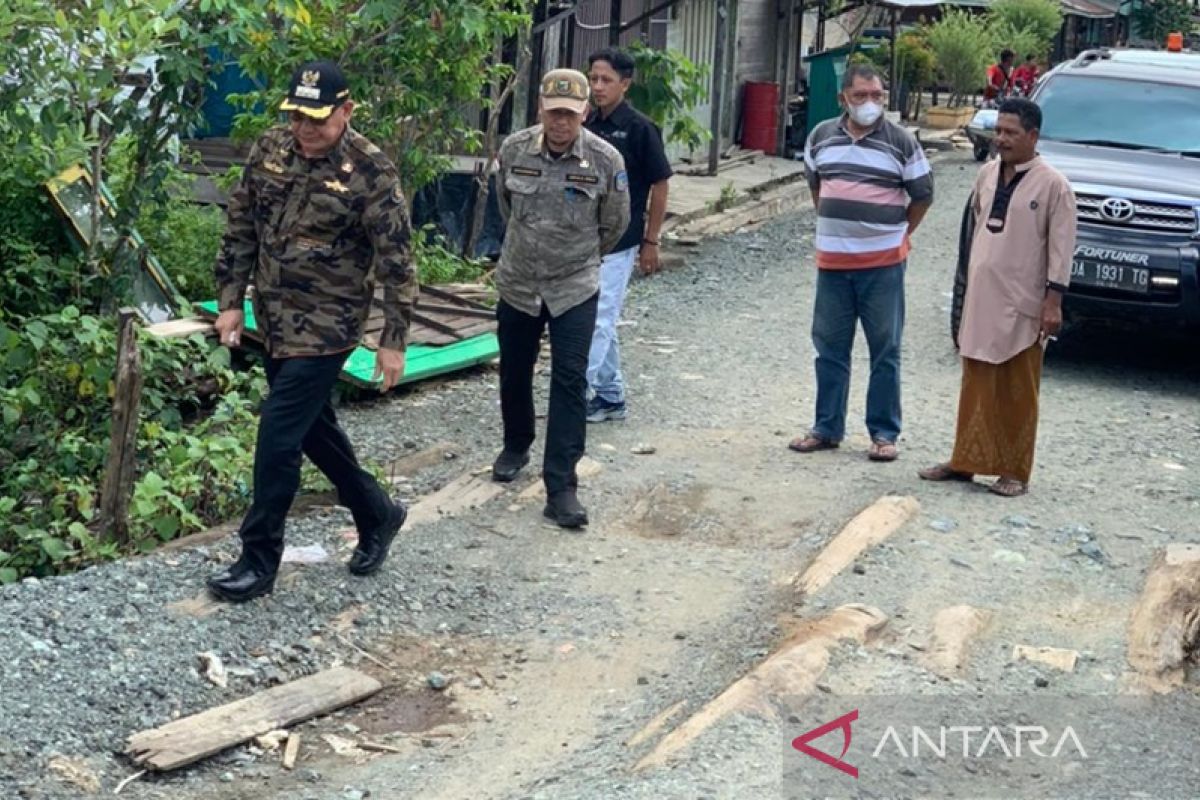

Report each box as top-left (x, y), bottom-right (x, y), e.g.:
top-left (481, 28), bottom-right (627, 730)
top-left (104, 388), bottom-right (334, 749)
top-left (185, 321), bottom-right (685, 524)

top-left (98, 307), bottom-right (143, 544)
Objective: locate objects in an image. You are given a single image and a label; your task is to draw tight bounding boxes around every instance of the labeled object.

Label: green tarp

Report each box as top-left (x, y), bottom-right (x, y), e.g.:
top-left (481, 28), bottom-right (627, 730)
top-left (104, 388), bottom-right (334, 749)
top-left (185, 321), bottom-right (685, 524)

top-left (197, 300), bottom-right (499, 389)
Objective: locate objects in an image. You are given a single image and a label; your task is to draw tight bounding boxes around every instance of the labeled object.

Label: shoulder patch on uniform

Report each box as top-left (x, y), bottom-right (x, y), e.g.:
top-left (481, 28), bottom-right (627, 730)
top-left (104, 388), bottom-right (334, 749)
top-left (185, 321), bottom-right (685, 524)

top-left (566, 173), bottom-right (600, 185)
top-left (614, 170), bottom-right (628, 192)
top-left (511, 166), bottom-right (542, 177)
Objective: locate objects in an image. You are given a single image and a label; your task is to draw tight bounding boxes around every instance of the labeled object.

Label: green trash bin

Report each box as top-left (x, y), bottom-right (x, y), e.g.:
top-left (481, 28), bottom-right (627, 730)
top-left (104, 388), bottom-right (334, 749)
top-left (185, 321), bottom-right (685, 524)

top-left (802, 42), bottom-right (884, 133)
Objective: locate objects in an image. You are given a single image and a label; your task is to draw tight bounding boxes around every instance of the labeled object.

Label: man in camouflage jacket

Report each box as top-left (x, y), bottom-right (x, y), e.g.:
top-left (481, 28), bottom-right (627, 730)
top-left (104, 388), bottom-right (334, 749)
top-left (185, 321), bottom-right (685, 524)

top-left (209, 60), bottom-right (416, 602)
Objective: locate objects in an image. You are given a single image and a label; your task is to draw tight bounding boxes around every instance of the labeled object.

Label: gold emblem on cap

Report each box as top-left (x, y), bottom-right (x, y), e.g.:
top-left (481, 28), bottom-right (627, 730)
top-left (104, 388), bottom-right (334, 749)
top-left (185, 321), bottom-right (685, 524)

top-left (301, 70), bottom-right (320, 88)
top-left (323, 179), bottom-right (350, 194)
top-left (556, 79), bottom-right (570, 94)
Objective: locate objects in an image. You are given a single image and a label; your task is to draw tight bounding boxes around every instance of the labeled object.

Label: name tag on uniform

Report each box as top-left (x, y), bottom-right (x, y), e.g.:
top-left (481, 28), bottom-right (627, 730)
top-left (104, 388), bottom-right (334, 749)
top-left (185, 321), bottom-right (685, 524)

top-left (565, 173), bottom-right (599, 185)
top-left (511, 166), bottom-right (542, 177)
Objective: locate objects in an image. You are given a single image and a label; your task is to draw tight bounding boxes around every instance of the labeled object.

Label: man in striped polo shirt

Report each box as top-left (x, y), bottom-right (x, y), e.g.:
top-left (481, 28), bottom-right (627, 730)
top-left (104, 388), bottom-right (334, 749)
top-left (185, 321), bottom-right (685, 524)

top-left (790, 64), bottom-right (933, 462)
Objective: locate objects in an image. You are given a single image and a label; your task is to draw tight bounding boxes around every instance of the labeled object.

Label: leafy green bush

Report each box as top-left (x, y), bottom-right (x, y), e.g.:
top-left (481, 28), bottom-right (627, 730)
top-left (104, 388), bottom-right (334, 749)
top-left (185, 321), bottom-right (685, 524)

top-left (139, 200), bottom-right (226, 302)
top-left (927, 10), bottom-right (996, 106)
top-left (0, 307), bottom-right (272, 582)
top-left (627, 42), bottom-right (712, 153)
top-left (1132, 0), bottom-right (1198, 43)
top-left (412, 225), bottom-right (491, 286)
top-left (988, 0), bottom-right (1063, 57)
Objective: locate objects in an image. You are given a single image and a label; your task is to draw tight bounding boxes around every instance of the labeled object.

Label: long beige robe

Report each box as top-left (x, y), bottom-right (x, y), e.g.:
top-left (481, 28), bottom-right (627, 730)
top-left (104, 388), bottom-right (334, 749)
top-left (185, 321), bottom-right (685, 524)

top-left (958, 156), bottom-right (1076, 364)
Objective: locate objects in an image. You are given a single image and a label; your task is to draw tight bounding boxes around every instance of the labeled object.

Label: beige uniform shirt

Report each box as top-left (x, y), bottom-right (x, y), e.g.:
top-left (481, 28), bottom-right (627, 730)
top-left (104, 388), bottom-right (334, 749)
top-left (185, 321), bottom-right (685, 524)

top-left (496, 125), bottom-right (630, 317)
top-left (960, 157), bottom-right (1076, 364)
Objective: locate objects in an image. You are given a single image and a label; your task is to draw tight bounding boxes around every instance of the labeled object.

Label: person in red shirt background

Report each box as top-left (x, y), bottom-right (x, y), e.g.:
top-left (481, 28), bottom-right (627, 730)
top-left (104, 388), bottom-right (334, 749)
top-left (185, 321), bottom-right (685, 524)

top-left (1012, 54), bottom-right (1040, 96)
top-left (985, 49), bottom-right (1015, 102)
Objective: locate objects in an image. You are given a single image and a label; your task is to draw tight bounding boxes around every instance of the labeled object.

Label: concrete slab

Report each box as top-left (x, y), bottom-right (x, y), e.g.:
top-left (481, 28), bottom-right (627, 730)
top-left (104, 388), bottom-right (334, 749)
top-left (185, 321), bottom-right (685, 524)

top-left (666, 155), bottom-right (807, 219)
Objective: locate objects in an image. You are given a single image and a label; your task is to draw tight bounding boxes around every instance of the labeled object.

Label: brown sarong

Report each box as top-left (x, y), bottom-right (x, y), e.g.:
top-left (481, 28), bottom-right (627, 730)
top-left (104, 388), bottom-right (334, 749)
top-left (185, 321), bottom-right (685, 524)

top-left (948, 343), bottom-right (1044, 483)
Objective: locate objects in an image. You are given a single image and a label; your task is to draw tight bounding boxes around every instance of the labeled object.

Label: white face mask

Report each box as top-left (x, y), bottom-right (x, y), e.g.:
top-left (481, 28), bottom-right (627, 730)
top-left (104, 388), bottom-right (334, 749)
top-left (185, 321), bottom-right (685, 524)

top-left (848, 100), bottom-right (883, 127)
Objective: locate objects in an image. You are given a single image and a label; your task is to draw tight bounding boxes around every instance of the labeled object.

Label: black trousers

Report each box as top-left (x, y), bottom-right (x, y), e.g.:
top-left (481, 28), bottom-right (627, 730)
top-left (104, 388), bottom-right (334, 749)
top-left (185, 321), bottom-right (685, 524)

top-left (497, 295), bottom-right (598, 496)
top-left (237, 352), bottom-right (393, 574)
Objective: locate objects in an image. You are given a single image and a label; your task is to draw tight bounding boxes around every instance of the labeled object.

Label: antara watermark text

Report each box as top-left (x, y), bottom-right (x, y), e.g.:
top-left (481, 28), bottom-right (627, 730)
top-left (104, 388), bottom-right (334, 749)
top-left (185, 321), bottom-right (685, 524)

top-left (871, 724), bottom-right (1088, 760)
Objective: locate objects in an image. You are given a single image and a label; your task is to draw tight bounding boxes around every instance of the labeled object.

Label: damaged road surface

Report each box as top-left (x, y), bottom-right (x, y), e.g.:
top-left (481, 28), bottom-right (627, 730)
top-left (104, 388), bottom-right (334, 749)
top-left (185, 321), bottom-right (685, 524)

top-left (3, 151), bottom-right (1200, 800)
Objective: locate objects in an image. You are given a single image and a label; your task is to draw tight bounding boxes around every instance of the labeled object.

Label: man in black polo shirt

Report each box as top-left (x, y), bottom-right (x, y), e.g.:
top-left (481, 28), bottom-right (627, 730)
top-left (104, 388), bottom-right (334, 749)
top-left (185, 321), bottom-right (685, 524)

top-left (583, 47), bottom-right (673, 423)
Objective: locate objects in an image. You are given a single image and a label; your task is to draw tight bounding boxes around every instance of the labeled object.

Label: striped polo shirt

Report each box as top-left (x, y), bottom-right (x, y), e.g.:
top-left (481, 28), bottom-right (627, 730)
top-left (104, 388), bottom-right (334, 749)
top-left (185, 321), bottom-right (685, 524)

top-left (803, 116), bottom-right (933, 269)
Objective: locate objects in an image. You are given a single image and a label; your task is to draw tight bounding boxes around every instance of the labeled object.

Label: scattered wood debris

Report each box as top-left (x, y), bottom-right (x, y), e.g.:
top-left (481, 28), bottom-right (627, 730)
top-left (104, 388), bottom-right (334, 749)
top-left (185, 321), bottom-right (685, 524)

top-left (47, 756), bottom-right (100, 794)
top-left (197, 651), bottom-right (228, 688)
top-left (1013, 645), bottom-right (1079, 673)
top-left (282, 734), bottom-right (301, 770)
top-left (254, 730), bottom-right (289, 751)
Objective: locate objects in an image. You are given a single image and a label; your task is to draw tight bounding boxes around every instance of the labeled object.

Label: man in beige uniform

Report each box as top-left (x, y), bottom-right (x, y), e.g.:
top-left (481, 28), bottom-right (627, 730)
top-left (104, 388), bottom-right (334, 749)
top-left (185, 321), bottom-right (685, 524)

top-left (920, 98), bottom-right (1076, 497)
top-left (490, 69), bottom-right (630, 529)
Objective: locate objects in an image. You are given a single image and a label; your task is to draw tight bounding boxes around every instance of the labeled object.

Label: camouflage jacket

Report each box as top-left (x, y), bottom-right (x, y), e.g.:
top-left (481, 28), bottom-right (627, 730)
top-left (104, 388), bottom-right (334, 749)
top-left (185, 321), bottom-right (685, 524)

top-left (496, 126), bottom-right (630, 317)
top-left (215, 126), bottom-right (416, 356)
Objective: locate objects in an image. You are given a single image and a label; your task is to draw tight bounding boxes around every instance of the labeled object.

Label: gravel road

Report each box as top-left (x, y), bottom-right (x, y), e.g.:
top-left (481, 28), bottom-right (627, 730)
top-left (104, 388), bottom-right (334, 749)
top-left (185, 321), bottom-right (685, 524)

top-left (3, 151), bottom-right (1198, 800)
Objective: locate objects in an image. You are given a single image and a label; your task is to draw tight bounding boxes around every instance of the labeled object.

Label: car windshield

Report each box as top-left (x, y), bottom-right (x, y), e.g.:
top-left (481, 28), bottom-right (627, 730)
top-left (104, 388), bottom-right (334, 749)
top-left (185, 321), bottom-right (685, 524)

top-left (1037, 74), bottom-right (1200, 153)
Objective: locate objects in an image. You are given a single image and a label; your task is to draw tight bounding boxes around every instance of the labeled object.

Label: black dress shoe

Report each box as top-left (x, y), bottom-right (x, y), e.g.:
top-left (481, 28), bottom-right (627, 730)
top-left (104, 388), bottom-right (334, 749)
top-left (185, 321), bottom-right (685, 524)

top-left (492, 449), bottom-right (530, 483)
top-left (543, 490), bottom-right (588, 529)
top-left (206, 568), bottom-right (276, 603)
top-left (208, 559), bottom-right (253, 584)
top-left (349, 502), bottom-right (408, 576)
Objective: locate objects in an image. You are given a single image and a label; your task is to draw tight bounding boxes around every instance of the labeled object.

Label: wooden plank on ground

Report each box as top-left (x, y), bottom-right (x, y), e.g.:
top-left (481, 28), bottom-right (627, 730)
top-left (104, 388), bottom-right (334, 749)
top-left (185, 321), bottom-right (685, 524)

top-left (922, 605), bottom-right (992, 678)
top-left (792, 495), bottom-right (920, 596)
top-left (1013, 644), bottom-right (1078, 672)
top-left (405, 473), bottom-right (507, 529)
top-left (626, 700), bottom-right (688, 748)
top-left (1126, 543), bottom-right (1200, 692)
top-left (634, 604), bottom-right (887, 772)
top-left (126, 667), bottom-right (380, 771)
top-left (383, 442), bottom-right (458, 480)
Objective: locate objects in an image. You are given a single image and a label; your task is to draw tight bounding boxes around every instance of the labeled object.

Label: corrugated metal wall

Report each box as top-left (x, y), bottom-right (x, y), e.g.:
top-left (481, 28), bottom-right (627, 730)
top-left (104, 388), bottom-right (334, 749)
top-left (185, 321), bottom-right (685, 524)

top-left (541, 0), bottom-right (673, 72)
top-left (667, 0), bottom-right (720, 161)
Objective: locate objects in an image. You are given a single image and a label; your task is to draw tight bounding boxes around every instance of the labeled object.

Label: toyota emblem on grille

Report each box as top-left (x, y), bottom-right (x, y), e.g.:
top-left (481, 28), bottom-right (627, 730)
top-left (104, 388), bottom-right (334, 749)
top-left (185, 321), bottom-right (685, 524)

top-left (1100, 197), bottom-right (1136, 223)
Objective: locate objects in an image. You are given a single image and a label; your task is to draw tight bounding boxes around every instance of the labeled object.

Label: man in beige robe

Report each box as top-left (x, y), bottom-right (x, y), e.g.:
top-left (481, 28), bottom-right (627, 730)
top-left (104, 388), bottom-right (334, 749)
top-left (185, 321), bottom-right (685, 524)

top-left (920, 98), bottom-right (1076, 497)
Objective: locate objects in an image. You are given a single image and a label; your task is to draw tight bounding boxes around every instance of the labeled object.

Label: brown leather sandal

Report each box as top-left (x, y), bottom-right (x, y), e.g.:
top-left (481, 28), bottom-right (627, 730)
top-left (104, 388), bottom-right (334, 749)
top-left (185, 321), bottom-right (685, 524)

top-left (988, 477), bottom-right (1028, 497)
top-left (917, 463), bottom-right (974, 482)
top-left (868, 439), bottom-right (899, 462)
top-left (788, 433), bottom-right (840, 453)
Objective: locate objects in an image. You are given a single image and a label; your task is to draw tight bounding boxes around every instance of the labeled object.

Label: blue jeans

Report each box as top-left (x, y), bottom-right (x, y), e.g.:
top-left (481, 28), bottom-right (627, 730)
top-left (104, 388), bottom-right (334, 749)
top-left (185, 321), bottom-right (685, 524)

top-left (811, 263), bottom-right (906, 443)
top-left (587, 246), bottom-right (638, 404)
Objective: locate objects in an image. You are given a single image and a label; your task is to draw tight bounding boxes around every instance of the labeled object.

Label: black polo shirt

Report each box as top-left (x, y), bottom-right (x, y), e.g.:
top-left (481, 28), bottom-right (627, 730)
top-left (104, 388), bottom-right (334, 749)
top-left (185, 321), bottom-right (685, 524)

top-left (585, 100), bottom-right (673, 253)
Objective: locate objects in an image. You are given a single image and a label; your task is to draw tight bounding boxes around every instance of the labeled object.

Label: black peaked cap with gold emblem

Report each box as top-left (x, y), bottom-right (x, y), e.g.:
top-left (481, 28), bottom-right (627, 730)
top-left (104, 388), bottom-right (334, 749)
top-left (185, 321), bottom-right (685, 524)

top-left (279, 60), bottom-right (351, 120)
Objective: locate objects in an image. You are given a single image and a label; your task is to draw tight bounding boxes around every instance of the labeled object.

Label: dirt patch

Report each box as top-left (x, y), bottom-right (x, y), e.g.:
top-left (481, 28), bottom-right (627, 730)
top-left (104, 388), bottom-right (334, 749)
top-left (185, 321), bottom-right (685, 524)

top-left (626, 482), bottom-right (716, 539)
top-left (354, 686), bottom-right (466, 736)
